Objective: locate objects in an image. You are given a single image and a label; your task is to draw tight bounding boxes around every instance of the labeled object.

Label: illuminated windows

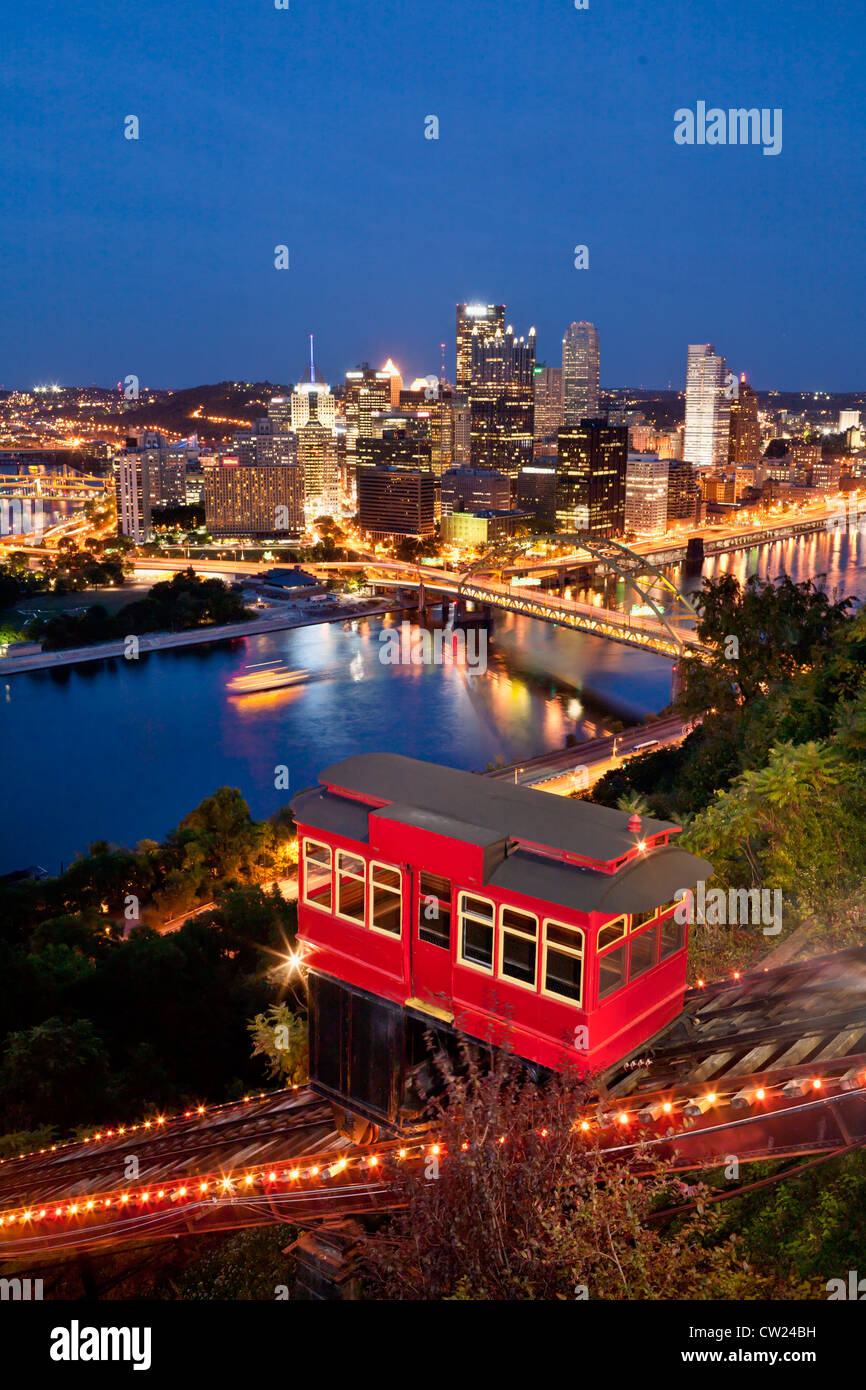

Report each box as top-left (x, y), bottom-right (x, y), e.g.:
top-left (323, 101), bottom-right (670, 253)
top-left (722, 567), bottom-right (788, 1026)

top-left (542, 920), bottom-right (584, 1005)
top-left (458, 893), bottom-right (495, 971)
top-left (499, 906), bottom-right (538, 988)
top-left (370, 862), bottom-right (402, 937)
top-left (302, 839), bottom-right (332, 909)
top-left (418, 871), bottom-right (451, 950)
top-left (335, 851), bottom-right (366, 925)
top-left (597, 917), bottom-right (628, 1001)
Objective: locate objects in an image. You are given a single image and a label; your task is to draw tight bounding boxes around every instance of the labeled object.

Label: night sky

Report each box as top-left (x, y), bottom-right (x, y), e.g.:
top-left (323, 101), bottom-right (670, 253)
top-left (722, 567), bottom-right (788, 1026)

top-left (1, 0), bottom-right (862, 391)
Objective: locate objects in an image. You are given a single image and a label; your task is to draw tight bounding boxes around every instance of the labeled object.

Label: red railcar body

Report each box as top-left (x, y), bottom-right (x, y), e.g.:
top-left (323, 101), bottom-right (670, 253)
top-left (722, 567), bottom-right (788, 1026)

top-left (291, 754), bottom-right (711, 1129)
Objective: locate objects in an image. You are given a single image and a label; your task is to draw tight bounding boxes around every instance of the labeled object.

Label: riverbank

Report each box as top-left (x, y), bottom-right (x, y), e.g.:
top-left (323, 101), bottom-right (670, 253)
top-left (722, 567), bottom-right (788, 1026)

top-left (0, 599), bottom-right (404, 675)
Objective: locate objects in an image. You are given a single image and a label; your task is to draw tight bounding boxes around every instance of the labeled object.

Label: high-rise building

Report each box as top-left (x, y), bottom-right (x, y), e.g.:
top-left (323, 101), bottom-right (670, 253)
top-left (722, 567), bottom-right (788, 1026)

top-left (345, 365), bottom-right (392, 451)
top-left (202, 456), bottom-right (305, 538)
top-left (728, 379), bottom-right (761, 463)
top-left (356, 433), bottom-right (432, 472)
top-left (517, 462), bottom-right (557, 527)
top-left (291, 337), bottom-right (337, 433)
top-left (624, 453), bottom-right (669, 537)
top-left (440, 466), bottom-right (511, 517)
top-left (267, 395), bottom-right (293, 431)
top-left (684, 343), bottom-right (729, 468)
top-left (561, 322), bottom-right (600, 426)
top-left (357, 465), bottom-right (436, 539)
top-left (468, 324), bottom-right (535, 476)
top-left (115, 445), bottom-right (189, 541)
top-left (297, 420), bottom-right (340, 517)
top-left (666, 458), bottom-right (702, 528)
top-left (381, 359), bottom-right (403, 408)
top-left (532, 365), bottom-right (563, 451)
top-left (456, 303), bottom-right (505, 389)
top-left (556, 419), bottom-right (627, 537)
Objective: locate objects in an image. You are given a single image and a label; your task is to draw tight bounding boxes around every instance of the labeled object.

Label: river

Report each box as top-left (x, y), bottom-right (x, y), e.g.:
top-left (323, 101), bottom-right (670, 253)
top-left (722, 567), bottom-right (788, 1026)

top-left (2, 527), bottom-right (864, 874)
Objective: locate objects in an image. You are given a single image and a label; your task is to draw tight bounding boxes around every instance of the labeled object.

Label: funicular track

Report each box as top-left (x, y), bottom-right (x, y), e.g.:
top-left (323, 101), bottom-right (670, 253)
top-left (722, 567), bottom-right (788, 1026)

top-left (1, 949), bottom-right (865, 1262)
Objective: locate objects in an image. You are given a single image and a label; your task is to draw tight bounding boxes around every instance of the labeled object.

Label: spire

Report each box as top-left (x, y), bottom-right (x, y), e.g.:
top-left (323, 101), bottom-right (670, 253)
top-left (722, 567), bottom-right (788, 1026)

top-left (309, 333), bottom-right (315, 384)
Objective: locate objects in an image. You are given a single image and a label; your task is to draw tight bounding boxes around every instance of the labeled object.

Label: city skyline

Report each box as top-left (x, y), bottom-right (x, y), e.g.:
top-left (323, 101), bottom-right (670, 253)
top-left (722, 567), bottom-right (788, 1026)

top-left (1, 1), bottom-right (864, 391)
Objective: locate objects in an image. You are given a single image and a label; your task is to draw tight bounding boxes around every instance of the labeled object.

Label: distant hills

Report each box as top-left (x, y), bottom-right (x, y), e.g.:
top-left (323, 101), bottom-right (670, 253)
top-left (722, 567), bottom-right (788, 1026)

top-left (119, 382), bottom-right (289, 439)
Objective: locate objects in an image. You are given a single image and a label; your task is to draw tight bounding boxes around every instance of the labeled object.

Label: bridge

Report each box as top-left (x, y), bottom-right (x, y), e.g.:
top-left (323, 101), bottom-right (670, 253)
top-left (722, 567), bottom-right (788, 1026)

top-left (306, 535), bottom-right (710, 662)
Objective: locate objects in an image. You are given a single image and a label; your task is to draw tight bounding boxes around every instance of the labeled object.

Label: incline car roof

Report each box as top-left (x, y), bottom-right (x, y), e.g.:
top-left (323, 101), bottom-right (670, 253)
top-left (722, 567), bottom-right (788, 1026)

top-left (316, 753), bottom-right (675, 863)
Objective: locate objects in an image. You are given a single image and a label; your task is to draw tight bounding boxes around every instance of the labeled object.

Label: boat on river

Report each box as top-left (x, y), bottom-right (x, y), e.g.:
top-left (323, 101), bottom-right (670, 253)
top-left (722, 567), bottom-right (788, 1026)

top-left (226, 662), bottom-right (311, 695)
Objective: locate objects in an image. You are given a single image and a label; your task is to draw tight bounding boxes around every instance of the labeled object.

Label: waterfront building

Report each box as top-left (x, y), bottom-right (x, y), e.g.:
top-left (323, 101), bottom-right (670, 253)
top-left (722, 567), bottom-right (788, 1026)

top-left (624, 453), bottom-right (669, 536)
top-left (202, 455), bottom-right (305, 538)
top-left (357, 464), bottom-right (435, 540)
top-left (440, 508), bottom-right (530, 545)
top-left (556, 419), bottom-right (627, 537)
top-left (684, 343), bottom-right (729, 468)
top-left (728, 379), bottom-right (761, 463)
top-left (561, 322), bottom-right (600, 425)
top-left (666, 458), bottom-right (702, 527)
top-left (115, 445), bottom-right (190, 542)
top-left (517, 461), bottom-right (557, 527)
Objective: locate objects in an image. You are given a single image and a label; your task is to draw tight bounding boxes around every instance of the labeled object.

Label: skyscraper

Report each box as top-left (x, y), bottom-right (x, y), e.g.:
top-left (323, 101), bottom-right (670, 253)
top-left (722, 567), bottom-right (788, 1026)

top-left (728, 378), bottom-right (761, 463)
top-left (467, 324), bottom-right (535, 476)
top-left (297, 420), bottom-right (340, 517)
top-left (625, 453), bottom-right (669, 537)
top-left (344, 365), bottom-right (391, 451)
top-left (456, 303), bottom-right (505, 388)
top-left (684, 343), bottom-right (729, 468)
top-left (532, 364), bottom-right (563, 452)
top-left (381, 359), bottom-right (403, 408)
top-left (561, 322), bottom-right (600, 425)
top-left (291, 336), bottom-right (336, 432)
top-left (556, 419), bottom-right (627, 538)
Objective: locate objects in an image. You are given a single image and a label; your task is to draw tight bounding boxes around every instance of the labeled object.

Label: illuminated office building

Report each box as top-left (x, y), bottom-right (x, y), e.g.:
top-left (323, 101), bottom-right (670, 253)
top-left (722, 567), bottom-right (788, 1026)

top-left (357, 465), bottom-right (436, 539)
top-left (624, 453), bottom-right (669, 536)
top-left (291, 337), bottom-right (337, 433)
top-left (456, 302), bottom-right (505, 388)
top-left (345, 365), bottom-right (392, 452)
top-left (728, 379), bottom-right (761, 463)
top-left (203, 455), bottom-right (305, 538)
top-left (381, 359), bottom-right (403, 408)
top-left (532, 364), bottom-right (563, 450)
top-left (556, 419), bottom-right (627, 537)
top-left (684, 343), bottom-right (729, 468)
top-left (561, 322), bottom-right (600, 425)
top-left (468, 324), bottom-right (535, 476)
top-left (297, 419), bottom-right (340, 516)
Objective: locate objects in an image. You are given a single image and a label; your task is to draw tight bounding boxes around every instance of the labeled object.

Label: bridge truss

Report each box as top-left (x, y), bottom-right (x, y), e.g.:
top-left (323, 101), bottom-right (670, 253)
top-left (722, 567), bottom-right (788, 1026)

top-left (456, 533), bottom-right (707, 659)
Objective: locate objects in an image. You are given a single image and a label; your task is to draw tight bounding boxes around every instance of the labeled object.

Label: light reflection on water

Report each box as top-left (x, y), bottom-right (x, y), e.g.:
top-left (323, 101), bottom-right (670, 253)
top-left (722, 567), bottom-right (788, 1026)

top-left (1, 528), bottom-right (863, 872)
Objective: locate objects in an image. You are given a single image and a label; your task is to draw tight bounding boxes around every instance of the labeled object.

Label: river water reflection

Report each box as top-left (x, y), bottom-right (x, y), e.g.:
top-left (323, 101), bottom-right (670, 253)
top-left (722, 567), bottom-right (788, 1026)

top-left (1, 527), bottom-right (864, 873)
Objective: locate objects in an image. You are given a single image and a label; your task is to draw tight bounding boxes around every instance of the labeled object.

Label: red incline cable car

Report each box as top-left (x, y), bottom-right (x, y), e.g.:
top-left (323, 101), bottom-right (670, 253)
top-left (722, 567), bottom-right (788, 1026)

top-left (291, 754), bottom-right (711, 1138)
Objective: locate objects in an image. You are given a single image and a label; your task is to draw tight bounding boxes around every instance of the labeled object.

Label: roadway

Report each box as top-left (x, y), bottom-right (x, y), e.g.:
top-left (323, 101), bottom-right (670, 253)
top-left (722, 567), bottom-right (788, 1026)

top-left (486, 712), bottom-right (699, 794)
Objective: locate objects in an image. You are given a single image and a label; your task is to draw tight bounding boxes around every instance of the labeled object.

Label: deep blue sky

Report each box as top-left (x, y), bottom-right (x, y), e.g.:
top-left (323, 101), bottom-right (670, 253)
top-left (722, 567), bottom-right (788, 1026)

top-left (1, 0), bottom-right (862, 391)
